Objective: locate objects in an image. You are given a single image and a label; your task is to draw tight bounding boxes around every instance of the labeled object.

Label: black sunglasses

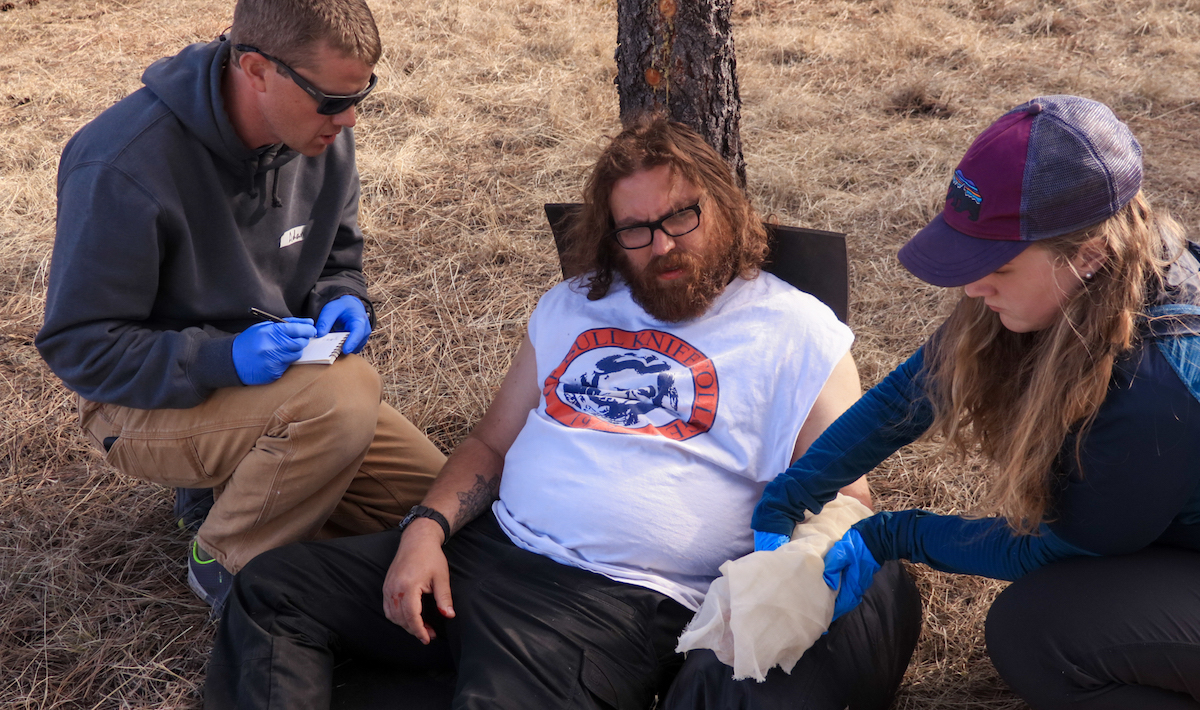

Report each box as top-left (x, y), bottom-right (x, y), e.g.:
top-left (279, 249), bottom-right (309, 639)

top-left (609, 203), bottom-right (703, 250)
top-left (235, 44), bottom-right (377, 116)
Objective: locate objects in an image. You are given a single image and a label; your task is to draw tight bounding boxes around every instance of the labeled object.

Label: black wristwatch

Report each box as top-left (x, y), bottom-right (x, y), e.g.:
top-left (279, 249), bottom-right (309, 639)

top-left (398, 505), bottom-right (451, 545)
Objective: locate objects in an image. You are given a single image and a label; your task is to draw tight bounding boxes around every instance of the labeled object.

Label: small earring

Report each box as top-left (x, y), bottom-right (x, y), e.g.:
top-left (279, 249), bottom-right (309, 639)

top-left (1084, 272), bottom-right (1094, 281)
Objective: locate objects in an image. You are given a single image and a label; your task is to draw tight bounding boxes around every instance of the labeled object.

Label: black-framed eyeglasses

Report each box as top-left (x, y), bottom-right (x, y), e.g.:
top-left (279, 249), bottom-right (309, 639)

top-left (609, 203), bottom-right (702, 250)
top-left (235, 44), bottom-right (377, 116)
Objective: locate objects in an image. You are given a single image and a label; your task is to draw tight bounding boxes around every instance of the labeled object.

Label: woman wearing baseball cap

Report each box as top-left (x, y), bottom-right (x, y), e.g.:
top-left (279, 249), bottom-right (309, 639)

top-left (753, 95), bottom-right (1200, 708)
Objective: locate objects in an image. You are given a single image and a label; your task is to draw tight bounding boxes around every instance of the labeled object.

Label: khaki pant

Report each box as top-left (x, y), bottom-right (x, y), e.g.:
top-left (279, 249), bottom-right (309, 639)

top-left (79, 355), bottom-right (446, 573)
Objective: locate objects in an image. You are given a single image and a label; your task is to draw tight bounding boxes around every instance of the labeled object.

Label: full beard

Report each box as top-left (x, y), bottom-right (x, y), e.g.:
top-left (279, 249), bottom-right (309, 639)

top-left (618, 242), bottom-right (738, 323)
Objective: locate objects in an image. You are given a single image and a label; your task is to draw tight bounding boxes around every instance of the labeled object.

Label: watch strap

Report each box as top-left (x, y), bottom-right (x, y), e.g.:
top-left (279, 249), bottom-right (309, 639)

top-left (400, 504), bottom-right (451, 545)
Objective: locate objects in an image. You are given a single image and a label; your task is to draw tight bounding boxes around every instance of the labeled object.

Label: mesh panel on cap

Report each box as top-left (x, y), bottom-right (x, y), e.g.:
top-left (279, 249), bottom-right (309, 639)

top-left (1020, 96), bottom-right (1142, 240)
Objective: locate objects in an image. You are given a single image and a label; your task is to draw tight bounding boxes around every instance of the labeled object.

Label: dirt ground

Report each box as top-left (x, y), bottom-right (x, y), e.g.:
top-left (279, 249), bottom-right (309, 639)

top-left (2, 0), bottom-right (1198, 707)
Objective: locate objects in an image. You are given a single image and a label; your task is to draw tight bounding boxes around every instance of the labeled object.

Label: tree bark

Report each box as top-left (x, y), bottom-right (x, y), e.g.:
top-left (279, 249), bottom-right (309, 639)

top-left (615, 0), bottom-right (746, 186)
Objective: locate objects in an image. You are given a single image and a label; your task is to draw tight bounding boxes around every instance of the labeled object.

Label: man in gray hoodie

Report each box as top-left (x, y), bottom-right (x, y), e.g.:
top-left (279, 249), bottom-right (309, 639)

top-left (35, 0), bottom-right (445, 615)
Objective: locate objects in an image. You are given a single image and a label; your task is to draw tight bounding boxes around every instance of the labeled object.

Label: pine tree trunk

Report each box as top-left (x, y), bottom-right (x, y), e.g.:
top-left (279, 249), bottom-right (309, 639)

top-left (615, 0), bottom-right (745, 186)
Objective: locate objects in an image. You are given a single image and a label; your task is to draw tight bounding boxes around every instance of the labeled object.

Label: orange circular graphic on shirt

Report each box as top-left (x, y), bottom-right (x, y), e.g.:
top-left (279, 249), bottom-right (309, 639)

top-left (543, 328), bottom-right (719, 441)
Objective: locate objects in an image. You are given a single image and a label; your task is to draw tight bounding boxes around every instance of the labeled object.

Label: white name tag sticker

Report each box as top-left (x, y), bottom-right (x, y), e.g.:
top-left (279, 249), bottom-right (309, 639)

top-left (279, 225), bottom-right (306, 248)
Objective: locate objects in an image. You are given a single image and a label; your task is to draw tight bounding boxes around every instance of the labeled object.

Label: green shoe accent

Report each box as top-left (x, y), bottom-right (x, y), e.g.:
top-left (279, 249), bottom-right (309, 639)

top-left (188, 538), bottom-right (233, 617)
top-left (192, 539), bottom-right (217, 564)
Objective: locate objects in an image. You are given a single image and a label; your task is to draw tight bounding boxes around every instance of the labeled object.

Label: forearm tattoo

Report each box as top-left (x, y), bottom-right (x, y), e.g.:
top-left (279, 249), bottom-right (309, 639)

top-left (455, 473), bottom-right (500, 531)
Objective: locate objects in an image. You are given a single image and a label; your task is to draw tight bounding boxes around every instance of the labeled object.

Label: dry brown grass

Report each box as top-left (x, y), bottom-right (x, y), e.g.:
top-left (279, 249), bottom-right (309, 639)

top-left (3, 0), bottom-right (1199, 707)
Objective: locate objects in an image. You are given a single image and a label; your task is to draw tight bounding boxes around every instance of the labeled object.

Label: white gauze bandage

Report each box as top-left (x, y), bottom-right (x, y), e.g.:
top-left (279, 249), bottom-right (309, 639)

top-left (675, 494), bottom-right (873, 681)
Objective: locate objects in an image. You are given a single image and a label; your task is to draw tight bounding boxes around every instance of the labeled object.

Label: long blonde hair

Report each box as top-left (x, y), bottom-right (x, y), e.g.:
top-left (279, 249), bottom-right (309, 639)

top-left (924, 192), bottom-right (1186, 532)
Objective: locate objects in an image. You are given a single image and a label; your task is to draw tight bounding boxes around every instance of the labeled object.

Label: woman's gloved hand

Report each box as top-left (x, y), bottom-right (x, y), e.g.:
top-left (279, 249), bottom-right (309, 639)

top-left (233, 318), bottom-right (316, 385)
top-left (316, 295), bottom-right (371, 353)
top-left (822, 526), bottom-right (881, 621)
top-left (753, 530), bottom-right (791, 552)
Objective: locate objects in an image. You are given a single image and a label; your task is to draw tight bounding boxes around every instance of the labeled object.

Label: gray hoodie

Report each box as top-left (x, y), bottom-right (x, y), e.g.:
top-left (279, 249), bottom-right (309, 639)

top-left (37, 39), bottom-right (370, 410)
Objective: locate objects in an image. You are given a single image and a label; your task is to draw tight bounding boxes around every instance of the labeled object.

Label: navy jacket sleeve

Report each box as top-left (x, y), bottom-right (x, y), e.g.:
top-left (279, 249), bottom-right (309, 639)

top-left (852, 511), bottom-right (1095, 581)
top-left (848, 340), bottom-right (1200, 580)
top-left (36, 163), bottom-right (241, 410)
top-left (752, 346), bottom-right (935, 535)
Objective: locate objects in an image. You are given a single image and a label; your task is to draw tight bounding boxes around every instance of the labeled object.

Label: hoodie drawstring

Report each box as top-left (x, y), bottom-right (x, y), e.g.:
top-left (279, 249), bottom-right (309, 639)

top-left (270, 168), bottom-right (282, 208)
top-left (245, 149), bottom-right (286, 207)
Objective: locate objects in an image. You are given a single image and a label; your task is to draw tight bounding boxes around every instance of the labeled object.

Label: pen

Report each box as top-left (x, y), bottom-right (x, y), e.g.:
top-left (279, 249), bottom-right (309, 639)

top-left (249, 307), bottom-right (287, 323)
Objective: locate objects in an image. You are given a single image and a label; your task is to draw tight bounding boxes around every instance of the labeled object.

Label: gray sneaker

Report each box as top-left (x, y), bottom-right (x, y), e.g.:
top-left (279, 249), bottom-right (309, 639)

top-left (174, 488), bottom-right (214, 532)
top-left (188, 538), bottom-right (232, 617)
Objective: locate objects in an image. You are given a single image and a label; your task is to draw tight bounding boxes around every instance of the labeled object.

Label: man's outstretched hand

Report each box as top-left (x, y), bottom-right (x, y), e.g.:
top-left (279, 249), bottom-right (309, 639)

top-left (382, 519), bottom-right (455, 644)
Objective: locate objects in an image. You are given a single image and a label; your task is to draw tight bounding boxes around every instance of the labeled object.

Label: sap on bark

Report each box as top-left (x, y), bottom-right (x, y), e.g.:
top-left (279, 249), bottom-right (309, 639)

top-left (615, 0), bottom-right (745, 186)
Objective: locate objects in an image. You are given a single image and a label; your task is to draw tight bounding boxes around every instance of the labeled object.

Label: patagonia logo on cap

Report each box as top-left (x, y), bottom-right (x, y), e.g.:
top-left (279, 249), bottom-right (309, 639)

top-left (947, 169), bottom-right (982, 221)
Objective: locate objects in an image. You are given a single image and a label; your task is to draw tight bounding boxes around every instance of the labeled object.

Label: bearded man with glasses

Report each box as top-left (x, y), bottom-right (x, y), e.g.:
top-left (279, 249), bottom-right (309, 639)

top-left (205, 117), bottom-right (922, 710)
top-left (36, 0), bottom-right (444, 617)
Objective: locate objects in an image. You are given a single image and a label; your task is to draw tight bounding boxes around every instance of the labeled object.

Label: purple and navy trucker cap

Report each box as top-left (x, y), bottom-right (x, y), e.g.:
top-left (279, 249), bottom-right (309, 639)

top-left (898, 95), bottom-right (1143, 287)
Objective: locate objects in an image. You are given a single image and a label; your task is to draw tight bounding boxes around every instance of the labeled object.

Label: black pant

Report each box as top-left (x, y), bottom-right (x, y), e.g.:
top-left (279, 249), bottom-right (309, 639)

top-left (206, 512), bottom-right (920, 709)
top-left (986, 546), bottom-right (1200, 709)
top-left (661, 560), bottom-right (922, 710)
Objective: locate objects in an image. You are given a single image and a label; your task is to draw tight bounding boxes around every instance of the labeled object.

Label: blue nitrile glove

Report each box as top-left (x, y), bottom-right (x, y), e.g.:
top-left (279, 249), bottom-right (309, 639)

top-left (233, 318), bottom-right (316, 385)
top-left (754, 530), bottom-right (791, 552)
top-left (315, 295), bottom-right (371, 354)
top-left (822, 527), bottom-right (881, 622)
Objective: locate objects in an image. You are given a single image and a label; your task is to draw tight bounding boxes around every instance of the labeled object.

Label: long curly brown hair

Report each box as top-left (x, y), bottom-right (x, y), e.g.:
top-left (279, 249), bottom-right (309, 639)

top-left (924, 192), bottom-right (1187, 532)
top-left (561, 115), bottom-right (769, 299)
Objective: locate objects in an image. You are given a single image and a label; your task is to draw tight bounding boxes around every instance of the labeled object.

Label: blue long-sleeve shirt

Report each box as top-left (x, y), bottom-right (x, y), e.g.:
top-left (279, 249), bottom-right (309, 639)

top-left (753, 311), bottom-right (1200, 581)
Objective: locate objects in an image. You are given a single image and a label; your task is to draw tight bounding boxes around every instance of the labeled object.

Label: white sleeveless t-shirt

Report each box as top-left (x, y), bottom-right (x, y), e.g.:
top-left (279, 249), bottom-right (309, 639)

top-left (494, 273), bottom-right (853, 609)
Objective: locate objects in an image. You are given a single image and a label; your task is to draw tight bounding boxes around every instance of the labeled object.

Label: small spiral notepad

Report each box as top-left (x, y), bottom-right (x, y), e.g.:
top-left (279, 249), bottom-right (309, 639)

top-left (295, 332), bottom-right (350, 365)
